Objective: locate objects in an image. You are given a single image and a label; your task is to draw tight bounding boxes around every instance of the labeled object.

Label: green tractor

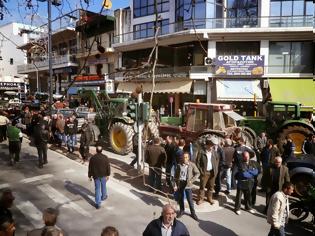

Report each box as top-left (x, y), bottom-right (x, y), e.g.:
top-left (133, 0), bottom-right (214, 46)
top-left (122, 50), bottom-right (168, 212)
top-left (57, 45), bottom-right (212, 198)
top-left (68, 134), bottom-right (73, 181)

top-left (241, 101), bottom-right (315, 153)
top-left (79, 89), bottom-right (159, 155)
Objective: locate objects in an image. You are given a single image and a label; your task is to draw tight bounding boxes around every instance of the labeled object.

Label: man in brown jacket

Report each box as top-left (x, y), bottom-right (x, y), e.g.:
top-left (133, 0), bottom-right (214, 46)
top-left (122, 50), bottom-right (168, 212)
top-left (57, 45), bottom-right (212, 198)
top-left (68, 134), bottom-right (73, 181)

top-left (196, 137), bottom-right (219, 205)
top-left (265, 156), bottom-right (290, 211)
top-left (173, 152), bottom-right (200, 220)
top-left (145, 137), bottom-right (167, 191)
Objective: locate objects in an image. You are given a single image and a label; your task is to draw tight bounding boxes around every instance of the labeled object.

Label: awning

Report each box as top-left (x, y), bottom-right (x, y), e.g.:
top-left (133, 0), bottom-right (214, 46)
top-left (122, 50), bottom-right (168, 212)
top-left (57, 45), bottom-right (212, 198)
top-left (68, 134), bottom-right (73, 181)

top-left (223, 111), bottom-right (245, 121)
top-left (216, 80), bottom-right (262, 101)
top-left (116, 81), bottom-right (192, 94)
top-left (269, 79), bottom-right (315, 108)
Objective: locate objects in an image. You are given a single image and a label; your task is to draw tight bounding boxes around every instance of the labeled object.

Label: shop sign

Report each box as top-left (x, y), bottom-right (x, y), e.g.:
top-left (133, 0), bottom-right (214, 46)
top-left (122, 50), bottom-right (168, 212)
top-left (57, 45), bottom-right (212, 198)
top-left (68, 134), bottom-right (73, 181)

top-left (74, 75), bottom-right (103, 82)
top-left (215, 55), bottom-right (264, 76)
top-left (0, 82), bottom-right (20, 90)
top-left (105, 79), bottom-right (114, 94)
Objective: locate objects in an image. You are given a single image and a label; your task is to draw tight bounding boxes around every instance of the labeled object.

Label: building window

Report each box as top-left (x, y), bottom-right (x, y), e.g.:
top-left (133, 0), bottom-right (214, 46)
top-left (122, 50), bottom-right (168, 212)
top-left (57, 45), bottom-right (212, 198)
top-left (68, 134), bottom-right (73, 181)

top-left (226, 0), bottom-right (259, 27)
top-left (216, 42), bottom-right (260, 55)
top-left (59, 42), bottom-right (68, 56)
top-left (133, 19), bottom-right (169, 40)
top-left (133, 0), bottom-right (169, 18)
top-left (270, 0), bottom-right (313, 27)
top-left (269, 41), bottom-right (314, 73)
top-left (175, 0), bottom-right (206, 31)
top-left (69, 39), bottom-right (77, 54)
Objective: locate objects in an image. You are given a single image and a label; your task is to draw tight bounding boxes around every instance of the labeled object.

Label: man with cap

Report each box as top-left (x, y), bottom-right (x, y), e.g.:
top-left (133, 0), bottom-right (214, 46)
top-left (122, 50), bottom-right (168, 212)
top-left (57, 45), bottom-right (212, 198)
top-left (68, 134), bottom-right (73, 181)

top-left (196, 137), bottom-right (219, 205)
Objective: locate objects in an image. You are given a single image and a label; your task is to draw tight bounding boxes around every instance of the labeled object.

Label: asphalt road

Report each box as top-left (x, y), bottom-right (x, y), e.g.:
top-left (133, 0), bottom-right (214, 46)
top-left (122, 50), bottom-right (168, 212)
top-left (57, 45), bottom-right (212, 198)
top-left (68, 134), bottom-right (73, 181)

top-left (0, 139), bottom-right (313, 236)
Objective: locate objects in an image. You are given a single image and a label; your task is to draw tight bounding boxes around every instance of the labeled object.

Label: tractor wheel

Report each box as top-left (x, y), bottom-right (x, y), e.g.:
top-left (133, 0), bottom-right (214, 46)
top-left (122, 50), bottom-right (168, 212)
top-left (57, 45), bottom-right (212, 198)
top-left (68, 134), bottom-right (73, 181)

top-left (291, 174), bottom-right (313, 197)
top-left (109, 122), bottom-right (135, 155)
top-left (147, 121), bottom-right (160, 139)
top-left (278, 125), bottom-right (314, 154)
top-left (240, 127), bottom-right (257, 148)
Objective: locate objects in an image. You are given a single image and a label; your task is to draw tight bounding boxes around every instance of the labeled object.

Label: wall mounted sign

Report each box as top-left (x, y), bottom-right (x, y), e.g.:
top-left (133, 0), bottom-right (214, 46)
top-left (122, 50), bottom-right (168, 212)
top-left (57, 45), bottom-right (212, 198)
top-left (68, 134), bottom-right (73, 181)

top-left (215, 55), bottom-right (264, 76)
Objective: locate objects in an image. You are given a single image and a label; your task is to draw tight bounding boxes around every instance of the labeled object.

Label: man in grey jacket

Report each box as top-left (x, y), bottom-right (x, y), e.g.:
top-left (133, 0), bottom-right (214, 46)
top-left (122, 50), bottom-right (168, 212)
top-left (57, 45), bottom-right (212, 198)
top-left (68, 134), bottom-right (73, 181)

top-left (267, 182), bottom-right (294, 236)
top-left (173, 152), bottom-right (200, 221)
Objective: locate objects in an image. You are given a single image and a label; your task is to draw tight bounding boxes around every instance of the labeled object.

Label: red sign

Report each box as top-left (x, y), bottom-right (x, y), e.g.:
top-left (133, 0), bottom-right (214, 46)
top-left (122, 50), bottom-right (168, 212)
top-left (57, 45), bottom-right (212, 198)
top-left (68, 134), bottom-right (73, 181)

top-left (169, 96), bottom-right (174, 103)
top-left (74, 75), bottom-right (102, 82)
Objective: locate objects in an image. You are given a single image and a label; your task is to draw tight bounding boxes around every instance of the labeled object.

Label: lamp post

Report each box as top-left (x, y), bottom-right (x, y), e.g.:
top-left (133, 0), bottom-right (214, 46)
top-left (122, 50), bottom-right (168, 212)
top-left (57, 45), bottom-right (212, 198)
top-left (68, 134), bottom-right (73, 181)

top-left (47, 0), bottom-right (53, 114)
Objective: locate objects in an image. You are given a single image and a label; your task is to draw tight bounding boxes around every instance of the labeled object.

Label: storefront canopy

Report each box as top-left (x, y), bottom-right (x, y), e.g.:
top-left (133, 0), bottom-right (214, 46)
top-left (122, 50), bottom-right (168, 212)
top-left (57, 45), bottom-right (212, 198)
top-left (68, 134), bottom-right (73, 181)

top-left (216, 80), bottom-right (262, 101)
top-left (116, 81), bottom-right (192, 94)
top-left (269, 79), bottom-right (315, 108)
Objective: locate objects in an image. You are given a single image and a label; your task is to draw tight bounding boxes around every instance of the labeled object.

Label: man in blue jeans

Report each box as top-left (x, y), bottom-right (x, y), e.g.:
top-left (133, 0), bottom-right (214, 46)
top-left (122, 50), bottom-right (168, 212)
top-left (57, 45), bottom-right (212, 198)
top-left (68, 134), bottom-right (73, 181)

top-left (88, 146), bottom-right (111, 209)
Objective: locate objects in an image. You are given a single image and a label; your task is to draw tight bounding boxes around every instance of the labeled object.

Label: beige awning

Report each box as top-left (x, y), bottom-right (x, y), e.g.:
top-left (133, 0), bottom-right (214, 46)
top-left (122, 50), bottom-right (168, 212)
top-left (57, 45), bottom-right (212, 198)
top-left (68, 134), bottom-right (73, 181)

top-left (116, 81), bottom-right (192, 94)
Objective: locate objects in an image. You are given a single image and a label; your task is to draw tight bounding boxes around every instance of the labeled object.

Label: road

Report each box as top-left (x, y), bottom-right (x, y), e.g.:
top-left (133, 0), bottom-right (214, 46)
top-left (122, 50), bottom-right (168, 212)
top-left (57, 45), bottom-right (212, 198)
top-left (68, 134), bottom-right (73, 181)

top-left (0, 139), bottom-right (312, 236)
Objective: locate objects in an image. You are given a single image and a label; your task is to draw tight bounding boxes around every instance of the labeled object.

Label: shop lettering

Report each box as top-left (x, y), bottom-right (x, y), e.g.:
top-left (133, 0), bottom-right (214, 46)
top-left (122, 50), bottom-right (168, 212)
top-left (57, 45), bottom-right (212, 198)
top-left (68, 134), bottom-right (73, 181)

top-left (218, 55), bottom-right (263, 61)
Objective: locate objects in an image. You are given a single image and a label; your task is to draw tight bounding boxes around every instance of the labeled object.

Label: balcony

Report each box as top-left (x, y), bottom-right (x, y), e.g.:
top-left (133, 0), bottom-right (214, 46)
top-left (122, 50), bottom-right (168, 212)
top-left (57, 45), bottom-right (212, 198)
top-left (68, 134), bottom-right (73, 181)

top-left (76, 42), bottom-right (114, 58)
top-left (17, 54), bottom-right (78, 74)
top-left (113, 15), bottom-right (313, 45)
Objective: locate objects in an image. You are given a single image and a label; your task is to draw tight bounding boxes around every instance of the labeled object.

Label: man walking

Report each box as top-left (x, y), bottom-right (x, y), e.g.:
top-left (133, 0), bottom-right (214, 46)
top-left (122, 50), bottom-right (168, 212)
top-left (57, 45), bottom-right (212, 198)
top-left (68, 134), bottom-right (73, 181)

top-left (267, 182), bottom-right (294, 236)
top-left (6, 120), bottom-right (22, 166)
top-left (88, 146), bottom-right (111, 209)
top-left (27, 208), bottom-right (64, 236)
top-left (145, 137), bottom-right (167, 191)
top-left (196, 137), bottom-right (219, 205)
top-left (143, 204), bottom-right (189, 236)
top-left (79, 122), bottom-right (92, 163)
top-left (33, 122), bottom-right (50, 168)
top-left (173, 152), bottom-right (200, 221)
top-left (65, 116), bottom-right (77, 153)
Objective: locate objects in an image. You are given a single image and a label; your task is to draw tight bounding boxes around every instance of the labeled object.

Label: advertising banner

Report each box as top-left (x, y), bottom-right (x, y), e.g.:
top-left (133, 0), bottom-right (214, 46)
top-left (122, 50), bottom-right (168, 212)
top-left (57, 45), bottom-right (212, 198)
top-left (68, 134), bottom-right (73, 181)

top-left (215, 55), bottom-right (264, 76)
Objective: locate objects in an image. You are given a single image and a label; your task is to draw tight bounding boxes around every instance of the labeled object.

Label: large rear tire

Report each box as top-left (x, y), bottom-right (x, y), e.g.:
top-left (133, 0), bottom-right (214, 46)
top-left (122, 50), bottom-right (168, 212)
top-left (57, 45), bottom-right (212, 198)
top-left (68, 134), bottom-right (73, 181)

top-left (278, 125), bottom-right (314, 154)
top-left (289, 201), bottom-right (309, 223)
top-left (240, 127), bottom-right (257, 148)
top-left (109, 122), bottom-right (134, 155)
top-left (291, 174), bottom-right (313, 197)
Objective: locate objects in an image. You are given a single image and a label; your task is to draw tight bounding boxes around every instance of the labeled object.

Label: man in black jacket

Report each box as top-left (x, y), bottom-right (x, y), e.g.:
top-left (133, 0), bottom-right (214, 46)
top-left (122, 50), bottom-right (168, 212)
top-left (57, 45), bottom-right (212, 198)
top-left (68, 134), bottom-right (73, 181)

top-left (143, 204), bottom-right (189, 236)
top-left (88, 146), bottom-right (111, 209)
top-left (33, 122), bottom-right (50, 168)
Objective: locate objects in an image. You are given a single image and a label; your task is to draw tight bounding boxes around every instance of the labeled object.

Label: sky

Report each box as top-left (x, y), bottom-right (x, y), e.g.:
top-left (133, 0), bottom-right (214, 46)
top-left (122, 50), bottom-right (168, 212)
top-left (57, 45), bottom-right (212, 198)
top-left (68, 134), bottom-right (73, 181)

top-left (1, 0), bottom-right (129, 26)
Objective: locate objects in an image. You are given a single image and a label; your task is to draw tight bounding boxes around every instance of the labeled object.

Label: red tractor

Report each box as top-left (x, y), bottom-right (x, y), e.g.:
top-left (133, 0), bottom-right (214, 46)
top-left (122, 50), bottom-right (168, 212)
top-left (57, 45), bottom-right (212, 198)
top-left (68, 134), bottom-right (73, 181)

top-left (159, 102), bottom-right (256, 147)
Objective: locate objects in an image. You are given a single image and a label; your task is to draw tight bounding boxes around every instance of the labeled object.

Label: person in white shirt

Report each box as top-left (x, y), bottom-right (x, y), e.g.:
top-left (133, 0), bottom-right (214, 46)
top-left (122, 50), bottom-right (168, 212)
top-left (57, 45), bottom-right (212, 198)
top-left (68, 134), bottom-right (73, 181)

top-left (267, 182), bottom-right (294, 236)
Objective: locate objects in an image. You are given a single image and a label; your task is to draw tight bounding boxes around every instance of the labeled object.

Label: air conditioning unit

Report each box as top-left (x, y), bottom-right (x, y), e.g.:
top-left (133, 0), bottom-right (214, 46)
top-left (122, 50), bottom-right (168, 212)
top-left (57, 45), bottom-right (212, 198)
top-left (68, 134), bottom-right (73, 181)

top-left (204, 57), bottom-right (213, 66)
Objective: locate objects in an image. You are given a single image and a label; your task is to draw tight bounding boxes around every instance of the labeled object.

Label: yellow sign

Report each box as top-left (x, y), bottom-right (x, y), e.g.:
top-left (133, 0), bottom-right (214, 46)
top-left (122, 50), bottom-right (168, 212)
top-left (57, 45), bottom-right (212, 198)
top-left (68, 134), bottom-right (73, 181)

top-left (103, 0), bottom-right (112, 9)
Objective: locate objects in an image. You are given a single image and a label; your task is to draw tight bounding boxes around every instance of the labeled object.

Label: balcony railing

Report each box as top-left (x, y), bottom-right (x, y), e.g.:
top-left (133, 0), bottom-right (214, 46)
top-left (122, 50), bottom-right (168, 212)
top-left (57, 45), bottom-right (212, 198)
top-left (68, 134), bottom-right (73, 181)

top-left (17, 54), bottom-right (78, 74)
top-left (113, 15), bottom-right (313, 44)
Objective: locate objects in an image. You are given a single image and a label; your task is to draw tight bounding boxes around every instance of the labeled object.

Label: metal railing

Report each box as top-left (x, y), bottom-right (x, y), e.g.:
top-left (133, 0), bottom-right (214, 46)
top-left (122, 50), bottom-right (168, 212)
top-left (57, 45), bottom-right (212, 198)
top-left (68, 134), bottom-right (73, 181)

top-left (17, 54), bottom-right (78, 73)
top-left (113, 15), bottom-right (313, 44)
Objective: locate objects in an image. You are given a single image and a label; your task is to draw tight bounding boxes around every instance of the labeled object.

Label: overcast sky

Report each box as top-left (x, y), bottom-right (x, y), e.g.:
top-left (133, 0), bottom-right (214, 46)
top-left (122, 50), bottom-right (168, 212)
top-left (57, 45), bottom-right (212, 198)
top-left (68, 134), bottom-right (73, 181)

top-left (1, 0), bottom-right (129, 26)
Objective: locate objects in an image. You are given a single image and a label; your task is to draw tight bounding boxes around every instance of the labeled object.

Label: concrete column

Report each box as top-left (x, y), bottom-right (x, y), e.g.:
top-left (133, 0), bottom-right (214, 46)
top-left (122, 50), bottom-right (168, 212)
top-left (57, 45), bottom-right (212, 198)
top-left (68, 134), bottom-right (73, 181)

top-left (260, 0), bottom-right (270, 27)
top-left (260, 40), bottom-right (269, 74)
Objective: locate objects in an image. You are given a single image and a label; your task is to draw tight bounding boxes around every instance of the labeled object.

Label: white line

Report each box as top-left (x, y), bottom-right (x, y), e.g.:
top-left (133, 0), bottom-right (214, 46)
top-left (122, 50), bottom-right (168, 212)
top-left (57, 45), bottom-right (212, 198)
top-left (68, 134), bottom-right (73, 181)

top-left (20, 174), bottom-right (54, 184)
top-left (15, 195), bottom-right (43, 228)
top-left (37, 184), bottom-right (92, 218)
top-left (0, 183), bottom-right (10, 189)
top-left (109, 179), bottom-right (141, 201)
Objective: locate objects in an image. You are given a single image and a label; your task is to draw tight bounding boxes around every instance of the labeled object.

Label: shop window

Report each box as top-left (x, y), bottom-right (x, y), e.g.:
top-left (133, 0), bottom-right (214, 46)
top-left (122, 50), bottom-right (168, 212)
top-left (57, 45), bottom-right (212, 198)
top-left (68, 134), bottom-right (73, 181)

top-left (269, 41), bottom-right (314, 73)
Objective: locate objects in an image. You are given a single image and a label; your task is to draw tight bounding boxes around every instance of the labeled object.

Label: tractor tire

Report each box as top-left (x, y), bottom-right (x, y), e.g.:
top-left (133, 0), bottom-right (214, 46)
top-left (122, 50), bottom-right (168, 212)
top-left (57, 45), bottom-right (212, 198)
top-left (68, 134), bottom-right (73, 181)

top-left (109, 122), bottom-right (135, 155)
top-left (289, 201), bottom-right (309, 223)
top-left (278, 125), bottom-right (314, 154)
top-left (147, 121), bottom-right (160, 139)
top-left (240, 127), bottom-right (257, 148)
top-left (291, 174), bottom-right (314, 197)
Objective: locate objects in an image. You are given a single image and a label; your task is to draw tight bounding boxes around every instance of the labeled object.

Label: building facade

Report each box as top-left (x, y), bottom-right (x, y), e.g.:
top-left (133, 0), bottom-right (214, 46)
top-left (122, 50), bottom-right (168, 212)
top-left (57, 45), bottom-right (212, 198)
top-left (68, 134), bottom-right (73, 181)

top-left (0, 23), bottom-right (38, 100)
top-left (113, 0), bottom-right (315, 116)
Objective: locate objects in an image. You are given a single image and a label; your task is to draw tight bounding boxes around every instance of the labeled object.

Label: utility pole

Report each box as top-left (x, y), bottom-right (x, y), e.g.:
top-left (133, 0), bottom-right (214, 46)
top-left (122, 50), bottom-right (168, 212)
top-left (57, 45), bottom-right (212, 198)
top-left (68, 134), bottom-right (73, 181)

top-left (48, 0), bottom-right (53, 114)
top-left (137, 92), bottom-right (143, 171)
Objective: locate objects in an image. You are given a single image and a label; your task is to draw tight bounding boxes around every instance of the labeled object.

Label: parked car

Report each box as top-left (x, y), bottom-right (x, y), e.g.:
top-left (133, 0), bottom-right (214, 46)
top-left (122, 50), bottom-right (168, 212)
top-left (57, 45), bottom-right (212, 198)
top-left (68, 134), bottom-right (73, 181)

top-left (287, 154), bottom-right (315, 196)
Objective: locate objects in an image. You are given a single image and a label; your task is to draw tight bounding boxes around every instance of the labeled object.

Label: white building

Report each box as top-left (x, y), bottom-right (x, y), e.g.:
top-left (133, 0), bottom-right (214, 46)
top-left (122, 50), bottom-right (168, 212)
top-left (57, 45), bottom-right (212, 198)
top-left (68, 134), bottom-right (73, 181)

top-left (0, 22), bottom-right (40, 97)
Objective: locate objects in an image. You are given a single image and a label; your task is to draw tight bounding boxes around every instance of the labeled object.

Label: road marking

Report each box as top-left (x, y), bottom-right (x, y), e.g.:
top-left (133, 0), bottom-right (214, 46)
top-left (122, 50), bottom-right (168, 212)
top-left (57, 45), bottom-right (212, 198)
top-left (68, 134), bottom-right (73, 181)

top-left (64, 169), bottom-right (75, 173)
top-left (37, 184), bottom-right (92, 218)
top-left (15, 195), bottom-right (43, 228)
top-left (109, 179), bottom-right (141, 201)
top-left (0, 183), bottom-right (10, 189)
top-left (20, 174), bottom-right (54, 184)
